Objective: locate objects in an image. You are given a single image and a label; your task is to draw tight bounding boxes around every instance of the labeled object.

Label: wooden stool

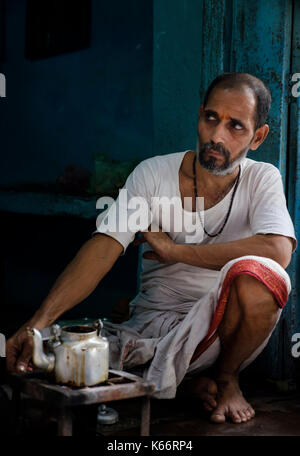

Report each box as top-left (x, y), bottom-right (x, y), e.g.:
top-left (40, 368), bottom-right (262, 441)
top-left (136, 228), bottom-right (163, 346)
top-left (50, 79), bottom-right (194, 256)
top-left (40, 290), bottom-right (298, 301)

top-left (9, 369), bottom-right (154, 436)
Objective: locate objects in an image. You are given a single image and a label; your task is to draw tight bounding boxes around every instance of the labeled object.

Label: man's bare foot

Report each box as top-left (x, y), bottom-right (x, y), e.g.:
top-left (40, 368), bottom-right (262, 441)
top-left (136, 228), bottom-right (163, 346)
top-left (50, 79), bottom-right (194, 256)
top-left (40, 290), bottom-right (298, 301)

top-left (210, 373), bottom-right (255, 424)
top-left (178, 376), bottom-right (218, 411)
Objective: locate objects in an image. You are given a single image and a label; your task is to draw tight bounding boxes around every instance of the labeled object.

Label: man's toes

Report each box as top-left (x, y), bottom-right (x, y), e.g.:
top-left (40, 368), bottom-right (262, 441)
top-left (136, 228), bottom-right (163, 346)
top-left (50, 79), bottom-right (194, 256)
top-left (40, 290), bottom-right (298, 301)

top-left (201, 392), bottom-right (217, 408)
top-left (238, 410), bottom-right (248, 422)
top-left (244, 408), bottom-right (253, 420)
top-left (207, 380), bottom-right (218, 396)
top-left (203, 401), bottom-right (213, 412)
top-left (244, 409), bottom-right (251, 420)
top-left (229, 410), bottom-right (242, 423)
top-left (210, 410), bottom-right (226, 423)
top-left (249, 407), bottom-right (255, 418)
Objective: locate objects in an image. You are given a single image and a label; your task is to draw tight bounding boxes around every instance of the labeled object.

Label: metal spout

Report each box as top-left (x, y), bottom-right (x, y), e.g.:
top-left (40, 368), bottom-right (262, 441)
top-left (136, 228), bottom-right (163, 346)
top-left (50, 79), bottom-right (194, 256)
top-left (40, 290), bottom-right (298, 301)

top-left (27, 327), bottom-right (55, 373)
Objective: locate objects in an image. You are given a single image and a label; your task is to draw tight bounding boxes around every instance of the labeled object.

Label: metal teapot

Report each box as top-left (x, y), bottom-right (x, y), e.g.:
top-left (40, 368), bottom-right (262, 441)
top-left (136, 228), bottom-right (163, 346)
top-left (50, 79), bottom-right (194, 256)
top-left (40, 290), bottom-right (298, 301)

top-left (27, 319), bottom-right (109, 387)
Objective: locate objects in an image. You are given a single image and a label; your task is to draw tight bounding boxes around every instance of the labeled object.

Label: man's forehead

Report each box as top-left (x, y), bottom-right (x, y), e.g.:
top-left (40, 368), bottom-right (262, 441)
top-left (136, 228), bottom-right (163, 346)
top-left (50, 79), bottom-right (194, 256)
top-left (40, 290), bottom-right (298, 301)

top-left (205, 86), bottom-right (256, 124)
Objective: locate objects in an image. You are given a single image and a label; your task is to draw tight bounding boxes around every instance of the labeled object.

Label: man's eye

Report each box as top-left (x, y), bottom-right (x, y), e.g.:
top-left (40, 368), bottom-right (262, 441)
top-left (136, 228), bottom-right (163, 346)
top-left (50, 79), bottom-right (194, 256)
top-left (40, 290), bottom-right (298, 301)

top-left (206, 113), bottom-right (216, 120)
top-left (232, 123), bottom-right (243, 130)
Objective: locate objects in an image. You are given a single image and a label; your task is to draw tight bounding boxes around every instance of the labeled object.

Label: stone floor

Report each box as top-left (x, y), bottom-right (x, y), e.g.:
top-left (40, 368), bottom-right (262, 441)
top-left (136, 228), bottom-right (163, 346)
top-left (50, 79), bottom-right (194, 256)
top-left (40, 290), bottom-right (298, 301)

top-left (97, 391), bottom-right (300, 437)
top-left (2, 379), bottom-right (300, 437)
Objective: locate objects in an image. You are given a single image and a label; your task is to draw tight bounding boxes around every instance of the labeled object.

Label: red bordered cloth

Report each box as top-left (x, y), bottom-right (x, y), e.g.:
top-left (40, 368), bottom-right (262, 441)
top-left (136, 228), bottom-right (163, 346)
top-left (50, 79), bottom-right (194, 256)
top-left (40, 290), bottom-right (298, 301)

top-left (189, 259), bottom-right (289, 365)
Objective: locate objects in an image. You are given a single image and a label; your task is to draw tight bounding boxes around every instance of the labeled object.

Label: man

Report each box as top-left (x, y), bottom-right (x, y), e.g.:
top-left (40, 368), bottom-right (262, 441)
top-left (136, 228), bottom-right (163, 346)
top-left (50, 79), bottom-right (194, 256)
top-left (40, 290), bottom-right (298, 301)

top-left (6, 73), bottom-right (296, 425)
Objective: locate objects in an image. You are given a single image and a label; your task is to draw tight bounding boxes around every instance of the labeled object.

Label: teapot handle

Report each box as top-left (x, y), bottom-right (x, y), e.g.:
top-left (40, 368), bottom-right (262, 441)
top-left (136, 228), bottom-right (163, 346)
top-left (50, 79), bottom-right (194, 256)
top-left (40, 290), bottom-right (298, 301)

top-left (50, 324), bottom-right (61, 340)
top-left (48, 324), bottom-right (62, 349)
top-left (93, 319), bottom-right (103, 337)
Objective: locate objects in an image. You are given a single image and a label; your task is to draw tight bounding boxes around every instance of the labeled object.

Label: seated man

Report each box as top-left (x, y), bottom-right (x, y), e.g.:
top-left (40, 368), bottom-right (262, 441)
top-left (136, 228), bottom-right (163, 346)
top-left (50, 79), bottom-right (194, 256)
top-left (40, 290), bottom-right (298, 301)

top-left (6, 72), bottom-right (296, 425)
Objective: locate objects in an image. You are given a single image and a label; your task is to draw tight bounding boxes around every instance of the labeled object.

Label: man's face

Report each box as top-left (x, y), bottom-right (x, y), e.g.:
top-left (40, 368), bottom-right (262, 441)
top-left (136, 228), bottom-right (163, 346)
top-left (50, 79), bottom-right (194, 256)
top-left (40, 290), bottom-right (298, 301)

top-left (197, 86), bottom-right (260, 176)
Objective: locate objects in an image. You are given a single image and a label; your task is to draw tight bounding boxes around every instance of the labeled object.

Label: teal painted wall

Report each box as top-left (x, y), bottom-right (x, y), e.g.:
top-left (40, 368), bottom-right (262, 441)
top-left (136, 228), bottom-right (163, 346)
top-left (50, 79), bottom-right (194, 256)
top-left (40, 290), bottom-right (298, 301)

top-left (153, 0), bottom-right (203, 156)
top-left (0, 0), bottom-right (153, 188)
top-left (193, 0), bottom-right (299, 381)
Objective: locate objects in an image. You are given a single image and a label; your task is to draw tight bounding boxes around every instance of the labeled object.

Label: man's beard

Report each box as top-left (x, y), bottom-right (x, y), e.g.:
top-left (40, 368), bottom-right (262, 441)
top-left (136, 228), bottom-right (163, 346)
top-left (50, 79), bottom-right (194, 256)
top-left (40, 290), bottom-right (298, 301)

top-left (196, 136), bottom-right (248, 176)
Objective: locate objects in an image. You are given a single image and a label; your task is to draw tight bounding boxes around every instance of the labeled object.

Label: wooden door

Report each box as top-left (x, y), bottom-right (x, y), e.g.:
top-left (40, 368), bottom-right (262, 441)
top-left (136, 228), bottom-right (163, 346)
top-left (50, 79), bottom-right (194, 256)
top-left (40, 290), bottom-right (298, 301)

top-left (200, 0), bottom-right (299, 380)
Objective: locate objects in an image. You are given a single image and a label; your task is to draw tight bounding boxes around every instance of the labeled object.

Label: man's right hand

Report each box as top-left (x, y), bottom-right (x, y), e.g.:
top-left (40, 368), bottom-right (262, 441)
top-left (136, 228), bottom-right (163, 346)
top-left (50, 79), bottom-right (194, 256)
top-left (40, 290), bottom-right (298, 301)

top-left (6, 327), bottom-right (34, 373)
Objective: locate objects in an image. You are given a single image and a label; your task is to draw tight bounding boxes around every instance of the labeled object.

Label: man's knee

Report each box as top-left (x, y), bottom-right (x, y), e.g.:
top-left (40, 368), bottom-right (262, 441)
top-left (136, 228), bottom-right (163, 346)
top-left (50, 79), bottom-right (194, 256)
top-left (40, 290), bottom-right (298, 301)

top-left (232, 273), bottom-right (280, 322)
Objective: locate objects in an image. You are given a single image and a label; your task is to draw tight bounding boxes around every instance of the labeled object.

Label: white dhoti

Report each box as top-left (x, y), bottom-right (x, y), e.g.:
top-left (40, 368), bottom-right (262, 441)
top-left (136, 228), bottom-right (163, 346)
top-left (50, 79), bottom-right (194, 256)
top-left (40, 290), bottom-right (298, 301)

top-left (102, 255), bottom-right (291, 399)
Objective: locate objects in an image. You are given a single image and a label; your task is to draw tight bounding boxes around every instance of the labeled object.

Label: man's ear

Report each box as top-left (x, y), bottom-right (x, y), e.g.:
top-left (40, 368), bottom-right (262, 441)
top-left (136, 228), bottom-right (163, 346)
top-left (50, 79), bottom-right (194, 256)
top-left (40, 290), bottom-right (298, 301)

top-left (250, 124), bottom-right (269, 150)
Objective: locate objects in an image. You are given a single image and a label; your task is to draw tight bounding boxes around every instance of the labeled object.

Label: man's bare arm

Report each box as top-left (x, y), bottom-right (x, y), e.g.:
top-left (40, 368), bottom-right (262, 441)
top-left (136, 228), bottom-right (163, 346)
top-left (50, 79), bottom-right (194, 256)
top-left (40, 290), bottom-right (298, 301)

top-left (141, 231), bottom-right (293, 270)
top-left (172, 234), bottom-right (293, 269)
top-left (6, 234), bottom-right (123, 372)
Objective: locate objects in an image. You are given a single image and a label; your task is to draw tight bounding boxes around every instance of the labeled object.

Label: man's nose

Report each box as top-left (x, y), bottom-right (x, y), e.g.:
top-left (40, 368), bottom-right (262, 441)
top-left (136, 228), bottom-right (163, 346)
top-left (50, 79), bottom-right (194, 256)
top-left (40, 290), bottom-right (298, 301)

top-left (210, 122), bottom-right (227, 144)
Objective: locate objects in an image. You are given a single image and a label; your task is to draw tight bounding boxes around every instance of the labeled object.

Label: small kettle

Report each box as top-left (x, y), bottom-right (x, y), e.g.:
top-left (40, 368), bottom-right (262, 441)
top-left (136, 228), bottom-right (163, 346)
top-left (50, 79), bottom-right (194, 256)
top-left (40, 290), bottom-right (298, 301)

top-left (27, 319), bottom-right (109, 387)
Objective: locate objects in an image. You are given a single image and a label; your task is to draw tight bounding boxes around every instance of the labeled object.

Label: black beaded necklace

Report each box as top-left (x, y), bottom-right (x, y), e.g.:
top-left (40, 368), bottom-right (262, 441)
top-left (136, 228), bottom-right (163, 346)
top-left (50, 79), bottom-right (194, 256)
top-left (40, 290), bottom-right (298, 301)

top-left (192, 155), bottom-right (241, 237)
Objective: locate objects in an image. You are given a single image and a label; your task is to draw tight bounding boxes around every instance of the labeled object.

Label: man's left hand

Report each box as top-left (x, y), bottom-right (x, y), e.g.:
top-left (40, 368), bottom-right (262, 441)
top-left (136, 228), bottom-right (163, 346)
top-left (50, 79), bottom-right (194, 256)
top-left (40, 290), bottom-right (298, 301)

top-left (133, 226), bottom-right (176, 264)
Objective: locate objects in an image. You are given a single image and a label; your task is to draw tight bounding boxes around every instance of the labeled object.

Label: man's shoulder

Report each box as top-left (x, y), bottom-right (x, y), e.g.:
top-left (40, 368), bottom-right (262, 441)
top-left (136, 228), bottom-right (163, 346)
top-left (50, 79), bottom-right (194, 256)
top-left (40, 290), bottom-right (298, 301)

top-left (134, 151), bottom-right (187, 177)
top-left (243, 157), bottom-right (281, 178)
top-left (139, 151), bottom-right (186, 167)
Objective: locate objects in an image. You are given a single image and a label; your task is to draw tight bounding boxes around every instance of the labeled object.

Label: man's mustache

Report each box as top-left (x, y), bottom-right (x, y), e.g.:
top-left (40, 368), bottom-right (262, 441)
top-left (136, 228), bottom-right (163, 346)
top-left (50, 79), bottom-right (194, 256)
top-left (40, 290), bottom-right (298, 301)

top-left (200, 142), bottom-right (230, 158)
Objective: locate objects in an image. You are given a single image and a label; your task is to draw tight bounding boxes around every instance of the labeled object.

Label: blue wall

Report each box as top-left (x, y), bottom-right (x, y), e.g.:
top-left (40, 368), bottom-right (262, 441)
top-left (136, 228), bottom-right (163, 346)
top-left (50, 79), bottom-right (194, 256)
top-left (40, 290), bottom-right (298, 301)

top-left (0, 0), bottom-right (153, 188)
top-left (153, 0), bottom-right (203, 156)
top-left (194, 0), bottom-right (300, 381)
